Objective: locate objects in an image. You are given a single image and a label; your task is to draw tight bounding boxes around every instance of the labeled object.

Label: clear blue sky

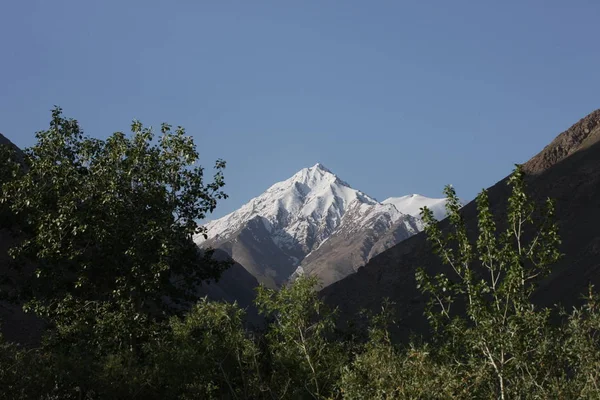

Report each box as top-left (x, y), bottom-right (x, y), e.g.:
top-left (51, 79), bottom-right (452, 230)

top-left (1, 1), bottom-right (599, 220)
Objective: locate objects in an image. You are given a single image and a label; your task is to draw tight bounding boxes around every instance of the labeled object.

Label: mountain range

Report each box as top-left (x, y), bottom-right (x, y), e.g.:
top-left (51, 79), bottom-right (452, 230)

top-left (195, 163), bottom-right (452, 288)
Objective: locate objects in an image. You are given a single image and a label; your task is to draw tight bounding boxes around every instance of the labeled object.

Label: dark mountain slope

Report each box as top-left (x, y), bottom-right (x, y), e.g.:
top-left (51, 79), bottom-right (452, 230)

top-left (321, 109), bottom-right (600, 339)
top-left (197, 249), bottom-right (262, 325)
top-left (0, 133), bottom-right (16, 148)
top-left (0, 134), bottom-right (45, 343)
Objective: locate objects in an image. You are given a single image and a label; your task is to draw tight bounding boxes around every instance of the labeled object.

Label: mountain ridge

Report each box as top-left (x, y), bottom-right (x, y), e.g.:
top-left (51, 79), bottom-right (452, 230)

top-left (321, 108), bottom-right (600, 340)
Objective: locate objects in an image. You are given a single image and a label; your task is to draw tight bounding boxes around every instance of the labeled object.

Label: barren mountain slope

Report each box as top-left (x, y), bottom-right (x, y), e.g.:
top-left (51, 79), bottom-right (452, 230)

top-left (321, 109), bottom-right (600, 340)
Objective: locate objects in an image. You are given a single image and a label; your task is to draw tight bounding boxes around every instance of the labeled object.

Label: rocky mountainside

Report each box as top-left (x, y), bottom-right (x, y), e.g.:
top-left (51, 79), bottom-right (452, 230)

top-left (293, 204), bottom-right (421, 287)
top-left (196, 164), bottom-right (449, 288)
top-left (321, 109), bottom-right (600, 340)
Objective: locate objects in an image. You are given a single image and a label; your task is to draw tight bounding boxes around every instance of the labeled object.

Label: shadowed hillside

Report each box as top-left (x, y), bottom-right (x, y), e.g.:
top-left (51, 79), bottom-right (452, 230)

top-left (321, 109), bottom-right (600, 340)
top-left (0, 133), bottom-right (45, 343)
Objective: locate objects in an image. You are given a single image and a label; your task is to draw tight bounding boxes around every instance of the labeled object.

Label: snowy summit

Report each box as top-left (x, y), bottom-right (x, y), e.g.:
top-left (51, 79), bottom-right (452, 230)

top-left (196, 163), bottom-right (379, 250)
top-left (195, 163), bottom-right (454, 287)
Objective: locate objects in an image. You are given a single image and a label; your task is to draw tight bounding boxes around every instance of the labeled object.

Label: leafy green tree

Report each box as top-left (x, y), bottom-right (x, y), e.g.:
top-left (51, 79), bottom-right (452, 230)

top-left (150, 298), bottom-right (261, 399)
top-left (0, 108), bottom-right (240, 398)
top-left (78, 299), bottom-right (261, 400)
top-left (2, 107), bottom-right (230, 322)
top-left (416, 165), bottom-right (565, 399)
top-left (0, 298), bottom-right (263, 399)
top-left (0, 332), bottom-right (56, 400)
top-left (256, 276), bottom-right (346, 399)
top-left (339, 301), bottom-right (458, 399)
top-left (561, 287), bottom-right (600, 397)
top-left (0, 144), bottom-right (22, 306)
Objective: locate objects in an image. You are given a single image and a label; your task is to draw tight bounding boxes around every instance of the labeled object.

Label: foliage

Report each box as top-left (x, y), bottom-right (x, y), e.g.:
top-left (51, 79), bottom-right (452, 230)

top-left (1, 301), bottom-right (260, 400)
top-left (0, 334), bottom-right (56, 400)
top-left (1, 107), bottom-right (231, 321)
top-left (0, 143), bottom-right (23, 232)
top-left (561, 288), bottom-right (600, 397)
top-left (415, 165), bottom-right (573, 399)
top-left (147, 298), bottom-right (262, 399)
top-left (256, 276), bottom-right (347, 399)
top-left (339, 301), bottom-right (457, 399)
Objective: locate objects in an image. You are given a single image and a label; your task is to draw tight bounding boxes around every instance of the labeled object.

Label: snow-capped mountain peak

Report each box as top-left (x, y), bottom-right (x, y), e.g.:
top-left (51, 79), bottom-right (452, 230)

top-left (194, 164), bottom-right (452, 288)
top-left (196, 163), bottom-right (380, 250)
top-left (274, 163), bottom-right (355, 196)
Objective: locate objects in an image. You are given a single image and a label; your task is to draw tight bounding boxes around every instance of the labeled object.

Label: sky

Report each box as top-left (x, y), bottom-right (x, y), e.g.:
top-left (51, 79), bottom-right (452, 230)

top-left (1, 1), bottom-right (599, 220)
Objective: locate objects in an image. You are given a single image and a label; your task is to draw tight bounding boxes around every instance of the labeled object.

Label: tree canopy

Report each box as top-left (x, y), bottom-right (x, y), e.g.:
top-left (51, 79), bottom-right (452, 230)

top-left (1, 107), bottom-right (230, 320)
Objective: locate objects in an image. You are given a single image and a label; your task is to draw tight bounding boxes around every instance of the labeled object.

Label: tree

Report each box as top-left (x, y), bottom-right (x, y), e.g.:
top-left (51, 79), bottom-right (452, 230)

top-left (149, 299), bottom-right (261, 399)
top-left (416, 165), bottom-right (564, 399)
top-left (256, 276), bottom-right (346, 399)
top-left (0, 142), bottom-right (23, 230)
top-left (339, 300), bottom-right (458, 399)
top-left (1, 107), bottom-right (230, 322)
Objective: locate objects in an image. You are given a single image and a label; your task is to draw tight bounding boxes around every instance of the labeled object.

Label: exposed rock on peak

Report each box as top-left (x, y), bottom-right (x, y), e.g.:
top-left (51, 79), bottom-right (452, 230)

top-left (524, 109), bottom-right (600, 175)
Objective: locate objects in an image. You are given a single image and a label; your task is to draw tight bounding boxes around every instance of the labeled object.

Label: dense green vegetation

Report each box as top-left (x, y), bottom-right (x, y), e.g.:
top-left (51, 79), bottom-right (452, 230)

top-left (1, 110), bottom-right (599, 399)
